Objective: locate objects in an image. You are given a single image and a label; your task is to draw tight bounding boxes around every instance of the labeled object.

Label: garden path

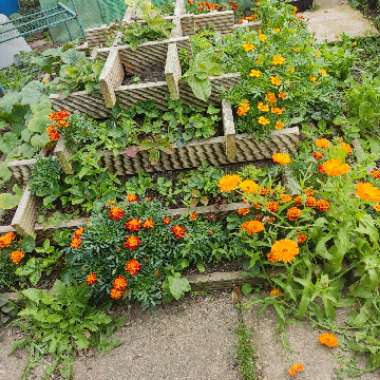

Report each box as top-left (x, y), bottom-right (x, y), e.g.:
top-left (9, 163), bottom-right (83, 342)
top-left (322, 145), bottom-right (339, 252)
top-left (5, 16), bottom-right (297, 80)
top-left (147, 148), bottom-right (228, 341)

top-left (304, 0), bottom-right (378, 42)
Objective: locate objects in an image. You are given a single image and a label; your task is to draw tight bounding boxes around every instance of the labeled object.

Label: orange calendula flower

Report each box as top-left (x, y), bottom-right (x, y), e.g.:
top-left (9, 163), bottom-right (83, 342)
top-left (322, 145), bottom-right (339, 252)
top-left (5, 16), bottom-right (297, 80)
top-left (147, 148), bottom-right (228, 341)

top-left (267, 201), bottom-right (279, 213)
top-left (110, 288), bottom-right (124, 300)
top-left (270, 75), bottom-right (282, 86)
top-left (268, 239), bottom-right (299, 263)
top-left (305, 196), bottom-right (317, 208)
top-left (125, 258), bottom-right (141, 277)
top-left (315, 138), bottom-right (330, 149)
top-left (370, 169), bottom-right (380, 179)
top-left (270, 288), bottom-right (283, 297)
top-left (257, 102), bottom-right (269, 112)
top-left (271, 107), bottom-right (284, 115)
top-left (171, 225), bottom-right (187, 239)
top-left (297, 233), bottom-right (308, 245)
top-left (163, 216), bottom-right (171, 225)
top-left (355, 182), bottom-right (380, 202)
top-left (113, 275), bottom-right (128, 291)
top-left (258, 33), bottom-right (267, 42)
top-left (0, 231), bottom-right (16, 249)
top-left (237, 99), bottom-right (250, 116)
top-left (275, 121), bottom-right (285, 130)
top-left (288, 363), bottom-right (304, 377)
top-left (340, 142), bottom-right (352, 154)
top-left (241, 220), bottom-right (264, 235)
top-left (218, 174), bottom-right (241, 193)
top-left (143, 218), bottom-right (155, 229)
top-left (272, 153), bottom-right (292, 165)
top-left (287, 207), bottom-right (302, 221)
top-left (272, 54), bottom-right (285, 65)
top-left (47, 125), bottom-right (60, 142)
top-left (321, 159), bottom-right (350, 177)
top-left (125, 218), bottom-right (142, 232)
top-left (316, 199), bottom-right (330, 212)
top-left (86, 272), bottom-right (97, 286)
top-left (319, 332), bottom-right (339, 348)
top-left (9, 250), bottom-right (25, 265)
top-left (109, 207), bottom-right (125, 221)
top-left (278, 91), bottom-right (287, 100)
top-left (266, 92), bottom-right (277, 104)
top-left (258, 116), bottom-right (270, 126)
top-left (312, 151), bottom-right (324, 160)
top-left (127, 193), bottom-right (139, 203)
top-left (249, 69), bottom-right (262, 78)
top-left (237, 208), bottom-right (250, 216)
top-left (124, 236), bottom-right (141, 251)
top-left (240, 179), bottom-right (259, 194)
top-left (243, 43), bottom-right (255, 52)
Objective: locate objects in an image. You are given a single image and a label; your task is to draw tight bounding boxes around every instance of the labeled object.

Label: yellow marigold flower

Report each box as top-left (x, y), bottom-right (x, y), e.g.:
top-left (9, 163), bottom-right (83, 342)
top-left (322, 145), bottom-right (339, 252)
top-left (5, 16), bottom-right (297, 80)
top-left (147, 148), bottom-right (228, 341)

top-left (257, 102), bottom-right (269, 112)
top-left (340, 142), bottom-right (352, 155)
top-left (288, 363), bottom-right (305, 377)
top-left (272, 27), bottom-right (281, 33)
top-left (271, 107), bottom-right (283, 115)
top-left (272, 152), bottom-right (292, 165)
top-left (258, 33), bottom-right (267, 42)
top-left (265, 92), bottom-right (277, 104)
top-left (272, 54), bottom-right (285, 65)
top-left (243, 43), bottom-right (255, 52)
top-left (241, 220), bottom-right (265, 235)
top-left (237, 99), bottom-right (250, 116)
top-left (374, 204), bottom-right (380, 212)
top-left (268, 239), bottom-right (299, 263)
top-left (315, 138), bottom-right (330, 149)
top-left (249, 69), bottom-right (262, 78)
top-left (275, 121), bottom-right (285, 130)
top-left (278, 91), bottom-right (287, 100)
top-left (239, 179), bottom-right (260, 194)
top-left (309, 75), bottom-right (317, 82)
top-left (321, 159), bottom-right (350, 177)
top-left (319, 68), bottom-right (328, 76)
top-left (319, 332), bottom-right (339, 348)
top-left (355, 182), bottom-right (380, 202)
top-left (270, 75), bottom-right (282, 86)
top-left (258, 116), bottom-right (270, 126)
top-left (270, 288), bottom-right (283, 297)
top-left (218, 174), bottom-right (242, 193)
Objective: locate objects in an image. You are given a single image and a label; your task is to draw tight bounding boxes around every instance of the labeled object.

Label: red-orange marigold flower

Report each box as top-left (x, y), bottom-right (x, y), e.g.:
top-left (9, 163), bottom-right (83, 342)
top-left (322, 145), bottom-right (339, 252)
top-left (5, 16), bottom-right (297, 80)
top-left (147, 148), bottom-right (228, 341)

top-left (312, 151), bottom-right (324, 160)
top-left (113, 275), bottom-right (128, 291)
top-left (237, 208), bottom-right (250, 216)
top-left (47, 126), bottom-right (60, 142)
top-left (124, 236), bottom-right (141, 250)
top-left (125, 258), bottom-right (141, 277)
top-left (319, 332), bottom-right (339, 348)
top-left (267, 201), bottom-right (279, 213)
top-left (127, 194), bottom-right (139, 203)
top-left (9, 250), bottom-right (25, 265)
top-left (70, 237), bottom-right (82, 249)
top-left (110, 288), bottom-right (124, 300)
top-left (241, 220), bottom-right (264, 235)
top-left (86, 272), bottom-right (97, 285)
top-left (125, 218), bottom-right (142, 232)
top-left (317, 199), bottom-right (330, 212)
top-left (306, 196), bottom-right (317, 208)
top-left (297, 233), bottom-right (308, 245)
top-left (288, 363), bottom-right (305, 377)
top-left (287, 207), bottom-right (302, 221)
top-left (280, 194), bottom-right (292, 203)
top-left (143, 218), bottom-right (155, 229)
top-left (294, 195), bottom-right (302, 207)
top-left (370, 168), bottom-right (380, 180)
top-left (109, 207), bottom-right (125, 221)
top-left (189, 212), bottom-right (198, 221)
top-left (171, 225), bottom-right (187, 239)
top-left (0, 231), bottom-right (16, 249)
top-left (163, 216), bottom-right (171, 225)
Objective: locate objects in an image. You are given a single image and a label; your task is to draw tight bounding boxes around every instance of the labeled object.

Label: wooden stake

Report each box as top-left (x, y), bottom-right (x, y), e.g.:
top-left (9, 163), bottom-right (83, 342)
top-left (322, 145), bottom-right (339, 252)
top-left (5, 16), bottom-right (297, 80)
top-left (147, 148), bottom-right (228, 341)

top-left (222, 100), bottom-right (237, 161)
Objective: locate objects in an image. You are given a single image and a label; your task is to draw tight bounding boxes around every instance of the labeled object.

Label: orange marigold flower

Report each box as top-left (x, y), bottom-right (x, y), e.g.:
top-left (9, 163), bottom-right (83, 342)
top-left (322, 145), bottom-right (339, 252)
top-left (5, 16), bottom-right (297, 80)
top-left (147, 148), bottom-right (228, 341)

top-left (243, 43), bottom-right (255, 52)
top-left (315, 138), bottom-right (330, 149)
top-left (218, 174), bottom-right (241, 193)
top-left (373, 204), bottom-right (380, 212)
top-left (294, 195), bottom-right (302, 207)
top-left (9, 250), bottom-right (25, 265)
top-left (70, 237), bottom-right (82, 249)
top-left (241, 220), bottom-right (264, 235)
top-left (113, 275), bottom-right (128, 291)
top-left (237, 99), bottom-right (250, 116)
top-left (127, 193), bottom-right (139, 203)
top-left (305, 196), bottom-right (317, 208)
top-left (171, 225), bottom-right (187, 239)
top-left (86, 272), bottom-right (97, 286)
top-left (278, 91), bottom-right (287, 100)
top-left (270, 75), bottom-right (282, 86)
top-left (319, 332), bottom-right (339, 348)
top-left (340, 142), bottom-right (352, 155)
top-left (272, 54), bottom-right (285, 65)
top-left (280, 193), bottom-right (292, 203)
top-left (272, 153), bottom-right (292, 165)
top-left (275, 121), bottom-right (285, 130)
top-left (0, 231), bottom-right (16, 249)
top-left (271, 107), bottom-right (284, 115)
top-left (189, 212), bottom-right (198, 221)
top-left (125, 218), bottom-right (142, 232)
top-left (304, 188), bottom-right (314, 196)
top-left (268, 239), bottom-right (299, 263)
top-left (237, 208), bottom-right (250, 216)
top-left (320, 159), bottom-right (350, 177)
top-left (297, 233), bottom-right (308, 245)
top-left (258, 116), bottom-right (270, 126)
top-left (109, 207), bottom-right (125, 221)
top-left (260, 187), bottom-right (270, 196)
top-left (266, 92), bottom-right (277, 104)
top-left (355, 182), bottom-right (380, 202)
top-left (49, 110), bottom-right (70, 121)
top-left (288, 363), bottom-right (305, 377)
top-left (370, 168), bottom-right (380, 180)
top-left (270, 288), bottom-right (283, 297)
top-left (143, 217), bottom-right (155, 229)
top-left (312, 151), bottom-right (324, 160)
top-left (47, 126), bottom-right (60, 142)
top-left (316, 199), bottom-right (330, 212)
top-left (125, 259), bottom-right (141, 277)
top-left (240, 179), bottom-right (259, 194)
top-left (267, 201), bottom-right (279, 213)
top-left (124, 236), bottom-right (141, 250)
top-left (73, 227), bottom-right (84, 239)
top-left (257, 102), bottom-right (269, 112)
top-left (110, 288), bottom-right (124, 300)
top-left (287, 207), bottom-right (302, 221)
top-left (163, 216), bottom-right (171, 225)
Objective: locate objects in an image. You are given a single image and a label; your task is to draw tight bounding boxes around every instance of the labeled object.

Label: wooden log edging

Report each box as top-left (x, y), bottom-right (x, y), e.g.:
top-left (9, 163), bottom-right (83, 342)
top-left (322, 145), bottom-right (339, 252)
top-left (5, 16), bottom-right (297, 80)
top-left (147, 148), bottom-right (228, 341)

top-left (7, 158), bottom-right (36, 185)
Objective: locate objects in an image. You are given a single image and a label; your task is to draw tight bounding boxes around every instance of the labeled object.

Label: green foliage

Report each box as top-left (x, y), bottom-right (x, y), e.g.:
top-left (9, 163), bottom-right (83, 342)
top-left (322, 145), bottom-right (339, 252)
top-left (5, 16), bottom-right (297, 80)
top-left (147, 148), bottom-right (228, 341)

top-left (0, 184), bottom-right (22, 210)
top-left (236, 322), bottom-right (258, 380)
top-left (13, 281), bottom-right (118, 379)
top-left (164, 273), bottom-right (191, 300)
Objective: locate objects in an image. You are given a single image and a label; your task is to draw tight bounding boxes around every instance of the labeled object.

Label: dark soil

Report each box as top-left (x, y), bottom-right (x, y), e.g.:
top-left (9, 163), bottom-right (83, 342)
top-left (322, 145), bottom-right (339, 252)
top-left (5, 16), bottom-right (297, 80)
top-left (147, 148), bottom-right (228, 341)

top-left (123, 66), bottom-right (166, 85)
top-left (0, 209), bottom-right (15, 226)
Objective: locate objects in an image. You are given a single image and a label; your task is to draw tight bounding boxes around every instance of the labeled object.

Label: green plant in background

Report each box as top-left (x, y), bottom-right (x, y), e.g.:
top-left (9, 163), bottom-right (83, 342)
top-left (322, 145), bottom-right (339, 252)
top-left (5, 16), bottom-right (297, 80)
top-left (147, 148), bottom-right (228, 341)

top-left (12, 281), bottom-right (119, 379)
top-left (236, 322), bottom-right (258, 380)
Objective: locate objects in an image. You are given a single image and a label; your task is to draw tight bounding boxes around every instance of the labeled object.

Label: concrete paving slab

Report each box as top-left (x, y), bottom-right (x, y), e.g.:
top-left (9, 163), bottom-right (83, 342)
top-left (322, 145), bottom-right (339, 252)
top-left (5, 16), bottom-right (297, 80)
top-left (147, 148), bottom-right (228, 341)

top-left (304, 0), bottom-right (378, 42)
